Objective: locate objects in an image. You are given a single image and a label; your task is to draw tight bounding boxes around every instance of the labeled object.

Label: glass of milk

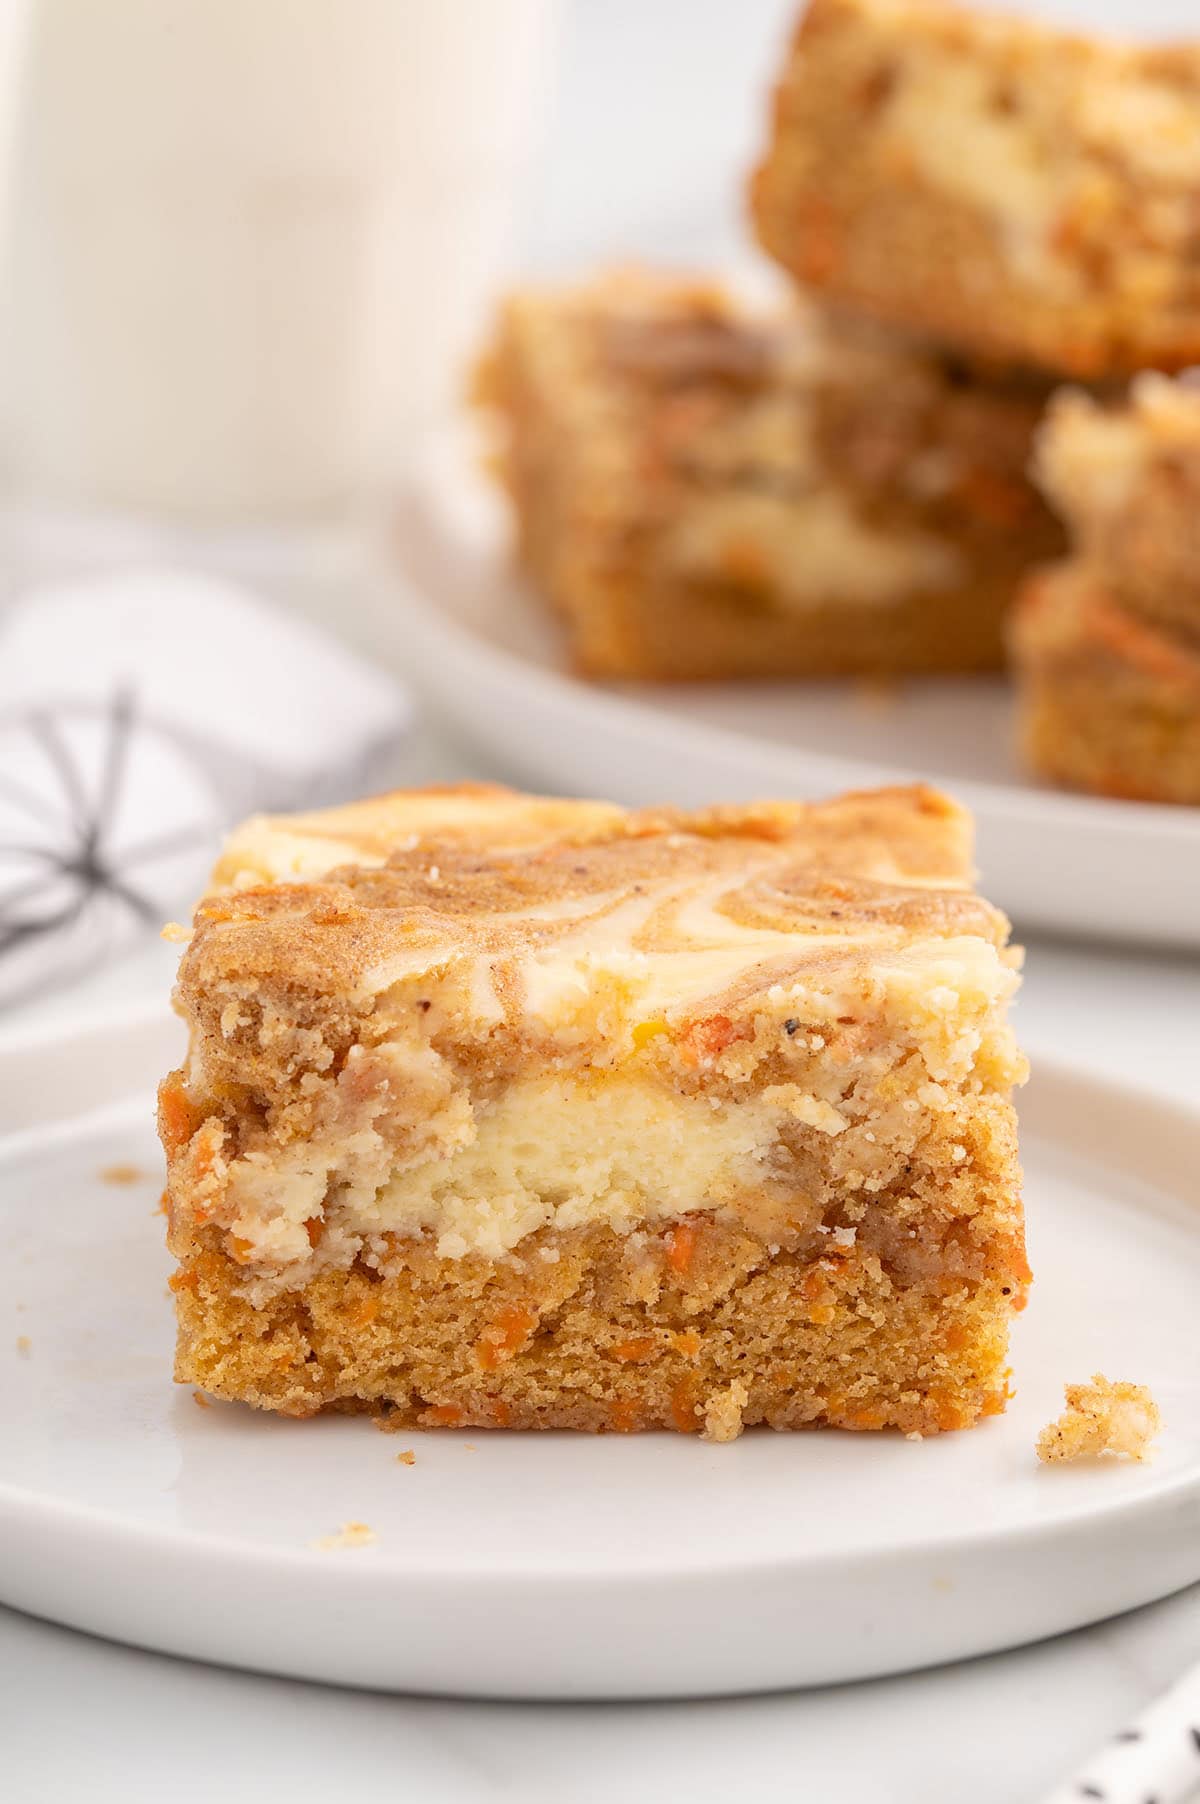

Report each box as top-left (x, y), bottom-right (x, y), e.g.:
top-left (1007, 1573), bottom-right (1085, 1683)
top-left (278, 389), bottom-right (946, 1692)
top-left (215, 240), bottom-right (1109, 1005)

top-left (1, 0), bottom-right (554, 520)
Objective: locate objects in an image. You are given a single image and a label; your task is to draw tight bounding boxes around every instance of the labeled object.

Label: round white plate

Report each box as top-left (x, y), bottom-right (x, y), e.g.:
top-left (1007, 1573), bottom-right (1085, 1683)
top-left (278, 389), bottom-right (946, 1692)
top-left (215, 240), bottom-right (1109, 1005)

top-left (382, 428), bottom-right (1200, 950)
top-left (2, 1009), bottom-right (1200, 1699)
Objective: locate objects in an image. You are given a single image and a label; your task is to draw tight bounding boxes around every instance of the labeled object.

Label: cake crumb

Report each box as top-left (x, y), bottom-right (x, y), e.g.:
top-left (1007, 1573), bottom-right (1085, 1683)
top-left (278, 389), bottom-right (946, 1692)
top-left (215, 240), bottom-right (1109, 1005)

top-left (161, 921), bottom-right (192, 944)
top-left (462, 1443), bottom-right (477, 1452)
top-left (311, 1521), bottom-right (377, 1551)
top-left (192, 1391), bottom-right (211, 1409)
top-left (100, 1162), bottom-right (145, 1186)
top-left (15, 1335), bottom-right (30, 1358)
top-left (1036, 1375), bottom-right (1160, 1464)
top-left (395, 1449), bottom-right (416, 1466)
top-left (703, 1378), bottom-right (749, 1443)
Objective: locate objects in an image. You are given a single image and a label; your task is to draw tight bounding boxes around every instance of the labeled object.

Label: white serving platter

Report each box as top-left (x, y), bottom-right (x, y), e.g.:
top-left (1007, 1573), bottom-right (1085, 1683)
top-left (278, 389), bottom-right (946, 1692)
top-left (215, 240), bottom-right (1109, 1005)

top-left (380, 428), bottom-right (1200, 951)
top-left (1, 1007), bottom-right (1199, 1699)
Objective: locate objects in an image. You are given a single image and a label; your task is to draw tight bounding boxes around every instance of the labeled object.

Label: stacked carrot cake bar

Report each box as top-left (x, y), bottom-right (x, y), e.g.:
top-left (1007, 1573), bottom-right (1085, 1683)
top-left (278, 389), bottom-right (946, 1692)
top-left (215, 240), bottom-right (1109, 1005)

top-left (160, 782), bottom-right (1029, 1440)
top-left (478, 270), bottom-right (1061, 679)
top-left (751, 0), bottom-right (1200, 378)
top-left (1012, 376), bottom-right (1200, 803)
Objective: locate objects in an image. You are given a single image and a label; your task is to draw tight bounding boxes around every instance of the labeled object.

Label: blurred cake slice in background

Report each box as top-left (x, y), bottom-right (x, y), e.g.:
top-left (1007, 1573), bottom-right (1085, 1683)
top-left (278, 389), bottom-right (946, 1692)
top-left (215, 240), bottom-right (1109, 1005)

top-left (751, 0), bottom-right (1200, 379)
top-left (1011, 564), bottom-right (1200, 805)
top-left (476, 269), bottom-right (1062, 679)
top-left (1013, 375), bottom-right (1200, 805)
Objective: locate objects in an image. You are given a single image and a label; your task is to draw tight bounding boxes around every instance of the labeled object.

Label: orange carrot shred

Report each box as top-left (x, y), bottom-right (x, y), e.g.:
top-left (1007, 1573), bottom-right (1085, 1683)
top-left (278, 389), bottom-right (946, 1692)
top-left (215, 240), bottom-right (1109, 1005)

top-left (666, 1223), bottom-right (697, 1276)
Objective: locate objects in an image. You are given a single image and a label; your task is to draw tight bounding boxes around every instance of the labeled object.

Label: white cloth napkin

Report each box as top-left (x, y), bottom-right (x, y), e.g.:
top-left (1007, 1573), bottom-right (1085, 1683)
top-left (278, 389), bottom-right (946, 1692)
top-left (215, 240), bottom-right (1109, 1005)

top-left (0, 566), bottom-right (411, 1008)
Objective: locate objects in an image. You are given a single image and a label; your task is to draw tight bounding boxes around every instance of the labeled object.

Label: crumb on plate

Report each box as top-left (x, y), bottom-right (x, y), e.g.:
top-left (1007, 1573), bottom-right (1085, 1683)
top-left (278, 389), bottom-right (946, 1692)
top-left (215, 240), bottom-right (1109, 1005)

top-left (310, 1521), bottom-right (378, 1552)
top-left (1036, 1374), bottom-right (1160, 1464)
top-left (100, 1162), bottom-right (145, 1186)
top-left (15, 1335), bottom-right (30, 1358)
top-left (396, 1450), bottom-right (416, 1466)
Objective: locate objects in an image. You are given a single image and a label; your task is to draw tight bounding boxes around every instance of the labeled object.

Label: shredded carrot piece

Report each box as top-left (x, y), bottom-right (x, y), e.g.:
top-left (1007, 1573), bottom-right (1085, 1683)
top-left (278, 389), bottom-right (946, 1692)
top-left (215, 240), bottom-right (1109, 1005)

top-left (488, 1399), bottom-right (512, 1428)
top-left (932, 1394), bottom-right (972, 1433)
top-left (158, 1080), bottom-right (198, 1158)
top-left (678, 1014), bottom-right (740, 1069)
top-left (666, 1222), bottom-right (697, 1276)
top-left (845, 1407), bottom-right (886, 1431)
top-left (612, 1336), bottom-right (657, 1364)
top-left (349, 1293), bottom-right (379, 1329)
top-left (609, 1400), bottom-right (640, 1434)
top-left (168, 1267), bottom-right (199, 1293)
top-left (475, 1304), bottom-right (537, 1371)
top-left (305, 1216), bottom-right (325, 1249)
top-left (228, 1235), bottom-right (254, 1264)
top-left (670, 1378), bottom-right (700, 1434)
top-left (426, 1404), bottom-right (464, 1427)
top-left (673, 1329), bottom-right (701, 1359)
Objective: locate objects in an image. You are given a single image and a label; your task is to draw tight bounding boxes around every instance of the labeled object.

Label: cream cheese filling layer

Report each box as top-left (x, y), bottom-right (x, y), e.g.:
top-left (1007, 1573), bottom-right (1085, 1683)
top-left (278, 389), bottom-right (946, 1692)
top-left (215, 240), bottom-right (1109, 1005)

top-left (222, 1072), bottom-right (825, 1291)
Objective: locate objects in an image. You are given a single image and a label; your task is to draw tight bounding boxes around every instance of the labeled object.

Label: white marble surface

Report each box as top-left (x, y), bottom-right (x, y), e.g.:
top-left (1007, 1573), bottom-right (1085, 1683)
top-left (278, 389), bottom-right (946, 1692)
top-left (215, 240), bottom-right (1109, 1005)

top-left (5, 3), bottom-right (1200, 1797)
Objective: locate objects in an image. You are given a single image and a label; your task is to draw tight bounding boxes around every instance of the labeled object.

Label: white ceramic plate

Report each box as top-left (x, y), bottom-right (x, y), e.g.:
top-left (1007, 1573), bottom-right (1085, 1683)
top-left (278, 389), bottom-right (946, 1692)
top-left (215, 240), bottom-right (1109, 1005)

top-left (382, 429), bottom-right (1200, 950)
top-left (2, 1009), bottom-right (1200, 1699)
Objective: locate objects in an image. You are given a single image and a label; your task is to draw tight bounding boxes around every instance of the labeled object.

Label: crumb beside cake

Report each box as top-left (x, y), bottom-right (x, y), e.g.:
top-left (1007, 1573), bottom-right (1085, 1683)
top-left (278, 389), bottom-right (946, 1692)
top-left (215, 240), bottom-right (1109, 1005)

top-left (476, 269), bottom-right (1062, 679)
top-left (751, 0), bottom-right (1200, 378)
top-left (1036, 1375), bottom-right (1161, 1464)
top-left (1036, 375), bottom-right (1200, 640)
top-left (160, 781), bottom-right (1029, 1442)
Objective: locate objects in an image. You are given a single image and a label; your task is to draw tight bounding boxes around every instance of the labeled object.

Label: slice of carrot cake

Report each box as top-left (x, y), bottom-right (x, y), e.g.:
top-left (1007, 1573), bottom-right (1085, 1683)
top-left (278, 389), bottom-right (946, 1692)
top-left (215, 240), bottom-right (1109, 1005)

top-left (160, 781), bottom-right (1029, 1440)
top-left (476, 268), bottom-right (1061, 679)
top-left (751, 0), bottom-right (1200, 379)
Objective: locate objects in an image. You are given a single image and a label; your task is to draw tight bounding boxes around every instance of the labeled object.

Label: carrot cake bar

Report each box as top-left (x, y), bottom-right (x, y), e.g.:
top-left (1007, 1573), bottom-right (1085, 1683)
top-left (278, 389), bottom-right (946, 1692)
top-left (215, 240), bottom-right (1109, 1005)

top-left (477, 270), bottom-right (1062, 679)
top-left (160, 781), bottom-right (1030, 1440)
top-left (1036, 375), bottom-right (1200, 641)
top-left (751, 0), bottom-right (1200, 378)
top-left (1010, 562), bottom-right (1200, 804)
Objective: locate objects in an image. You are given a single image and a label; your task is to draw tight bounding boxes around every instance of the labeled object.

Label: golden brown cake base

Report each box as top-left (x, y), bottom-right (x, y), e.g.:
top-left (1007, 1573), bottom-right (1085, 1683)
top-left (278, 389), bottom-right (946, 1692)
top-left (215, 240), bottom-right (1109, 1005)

top-left (477, 269), bottom-right (1061, 680)
top-left (1012, 564), bottom-right (1200, 804)
top-left (751, 0), bottom-right (1200, 379)
top-left (172, 1211), bottom-right (1022, 1440)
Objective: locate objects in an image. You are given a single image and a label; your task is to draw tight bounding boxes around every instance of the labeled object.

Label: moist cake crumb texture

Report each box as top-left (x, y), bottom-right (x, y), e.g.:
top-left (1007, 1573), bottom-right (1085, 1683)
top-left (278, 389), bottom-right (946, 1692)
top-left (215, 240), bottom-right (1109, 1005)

top-left (163, 781), bottom-right (1029, 1442)
top-left (1036, 1376), bottom-right (1161, 1464)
